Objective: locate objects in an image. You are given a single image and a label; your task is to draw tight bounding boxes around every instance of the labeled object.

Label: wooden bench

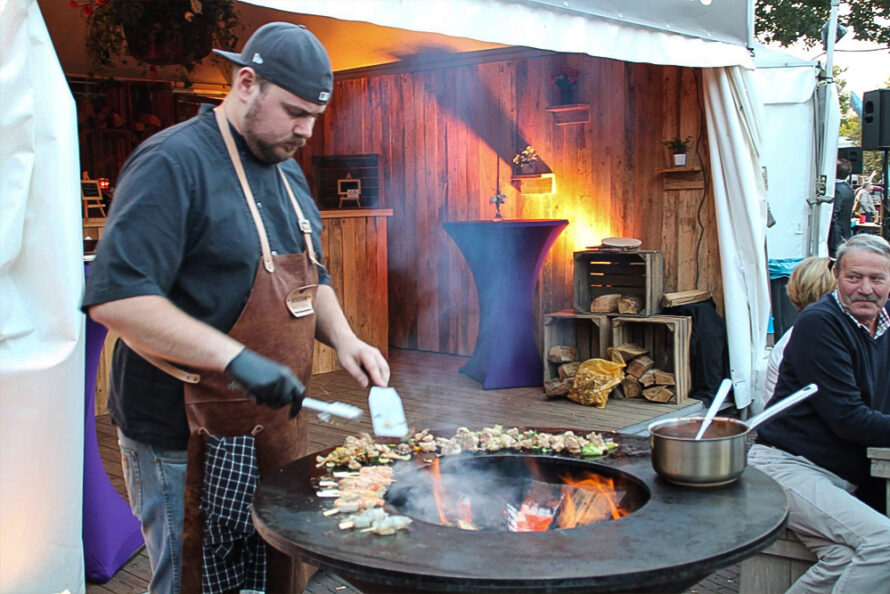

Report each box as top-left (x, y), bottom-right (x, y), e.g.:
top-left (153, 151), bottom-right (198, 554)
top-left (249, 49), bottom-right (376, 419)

top-left (867, 447), bottom-right (890, 515)
top-left (739, 528), bottom-right (816, 594)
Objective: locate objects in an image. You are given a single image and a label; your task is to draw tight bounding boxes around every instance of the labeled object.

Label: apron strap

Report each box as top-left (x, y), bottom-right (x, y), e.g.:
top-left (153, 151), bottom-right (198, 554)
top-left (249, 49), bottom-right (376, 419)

top-left (214, 106), bottom-right (275, 273)
top-left (123, 340), bottom-right (201, 384)
top-left (278, 168), bottom-right (320, 267)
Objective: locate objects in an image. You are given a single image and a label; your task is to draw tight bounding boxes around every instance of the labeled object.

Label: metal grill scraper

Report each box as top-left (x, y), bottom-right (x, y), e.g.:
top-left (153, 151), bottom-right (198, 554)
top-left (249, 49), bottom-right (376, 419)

top-left (368, 386), bottom-right (408, 438)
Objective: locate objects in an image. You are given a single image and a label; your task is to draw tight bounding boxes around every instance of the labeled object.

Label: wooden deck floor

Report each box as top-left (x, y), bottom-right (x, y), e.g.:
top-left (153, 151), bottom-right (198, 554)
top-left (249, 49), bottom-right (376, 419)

top-left (86, 347), bottom-right (709, 593)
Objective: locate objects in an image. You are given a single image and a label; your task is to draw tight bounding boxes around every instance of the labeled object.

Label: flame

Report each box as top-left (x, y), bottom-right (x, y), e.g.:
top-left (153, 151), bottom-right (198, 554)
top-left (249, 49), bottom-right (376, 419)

top-left (429, 458), bottom-right (451, 525)
top-left (558, 473), bottom-right (627, 529)
top-left (424, 459), bottom-right (628, 532)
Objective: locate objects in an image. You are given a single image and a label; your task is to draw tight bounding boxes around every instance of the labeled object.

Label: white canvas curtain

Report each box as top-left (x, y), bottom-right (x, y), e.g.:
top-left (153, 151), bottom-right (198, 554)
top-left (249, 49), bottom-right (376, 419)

top-left (702, 67), bottom-right (771, 410)
top-left (0, 1), bottom-right (87, 592)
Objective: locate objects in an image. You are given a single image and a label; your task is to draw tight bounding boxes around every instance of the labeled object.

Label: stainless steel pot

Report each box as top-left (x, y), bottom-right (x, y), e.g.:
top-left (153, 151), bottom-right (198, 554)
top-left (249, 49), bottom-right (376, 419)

top-left (648, 383), bottom-right (818, 487)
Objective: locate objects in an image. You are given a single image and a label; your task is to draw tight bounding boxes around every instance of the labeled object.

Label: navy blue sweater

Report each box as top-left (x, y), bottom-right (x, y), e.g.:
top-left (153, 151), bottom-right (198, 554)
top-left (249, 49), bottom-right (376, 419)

top-left (758, 294), bottom-right (890, 484)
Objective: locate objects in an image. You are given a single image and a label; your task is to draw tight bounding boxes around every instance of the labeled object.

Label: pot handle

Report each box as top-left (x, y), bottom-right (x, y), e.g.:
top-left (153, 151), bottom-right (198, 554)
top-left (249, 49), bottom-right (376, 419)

top-left (746, 383), bottom-right (818, 432)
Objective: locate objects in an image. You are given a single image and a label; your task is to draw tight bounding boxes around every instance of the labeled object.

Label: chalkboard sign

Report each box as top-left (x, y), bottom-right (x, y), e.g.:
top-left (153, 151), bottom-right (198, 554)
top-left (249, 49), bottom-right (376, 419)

top-left (81, 180), bottom-right (102, 200)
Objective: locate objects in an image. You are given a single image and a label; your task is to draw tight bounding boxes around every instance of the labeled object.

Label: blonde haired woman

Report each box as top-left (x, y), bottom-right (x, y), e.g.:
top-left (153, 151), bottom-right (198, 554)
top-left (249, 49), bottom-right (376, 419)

top-left (762, 256), bottom-right (836, 409)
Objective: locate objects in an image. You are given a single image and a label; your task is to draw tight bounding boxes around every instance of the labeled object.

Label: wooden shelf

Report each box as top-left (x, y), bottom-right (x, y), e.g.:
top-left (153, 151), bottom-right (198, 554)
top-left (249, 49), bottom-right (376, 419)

top-left (657, 165), bottom-right (703, 190)
top-left (510, 172), bottom-right (556, 195)
top-left (544, 103), bottom-right (590, 125)
top-left (657, 166), bottom-right (701, 174)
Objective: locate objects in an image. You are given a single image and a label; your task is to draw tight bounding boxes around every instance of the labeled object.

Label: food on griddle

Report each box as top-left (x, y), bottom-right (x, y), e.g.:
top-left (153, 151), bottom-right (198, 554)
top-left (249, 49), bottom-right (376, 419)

top-left (408, 425), bottom-right (617, 458)
top-left (315, 433), bottom-right (411, 469)
top-left (338, 507), bottom-right (413, 534)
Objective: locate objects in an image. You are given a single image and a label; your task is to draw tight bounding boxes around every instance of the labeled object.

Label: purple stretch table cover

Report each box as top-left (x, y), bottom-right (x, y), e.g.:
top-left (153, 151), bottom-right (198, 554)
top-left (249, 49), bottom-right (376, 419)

top-left (444, 219), bottom-right (568, 389)
top-left (83, 264), bottom-right (143, 582)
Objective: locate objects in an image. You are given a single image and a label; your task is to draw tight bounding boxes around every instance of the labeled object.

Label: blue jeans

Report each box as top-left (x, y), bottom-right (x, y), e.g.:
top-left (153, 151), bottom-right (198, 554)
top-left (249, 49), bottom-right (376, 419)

top-left (118, 429), bottom-right (187, 594)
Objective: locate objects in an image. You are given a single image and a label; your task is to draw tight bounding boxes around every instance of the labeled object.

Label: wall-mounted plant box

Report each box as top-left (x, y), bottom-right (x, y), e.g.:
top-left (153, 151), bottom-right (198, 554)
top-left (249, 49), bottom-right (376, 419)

top-left (511, 172), bottom-right (556, 195)
top-left (657, 165), bottom-right (703, 190)
top-left (544, 104), bottom-right (590, 126)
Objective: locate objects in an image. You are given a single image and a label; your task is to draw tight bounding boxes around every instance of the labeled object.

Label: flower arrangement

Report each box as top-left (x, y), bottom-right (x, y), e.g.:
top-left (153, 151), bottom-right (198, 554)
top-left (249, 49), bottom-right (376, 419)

top-left (72, 0), bottom-right (241, 77)
top-left (549, 66), bottom-right (579, 90)
top-left (512, 145), bottom-right (539, 168)
top-left (663, 136), bottom-right (692, 154)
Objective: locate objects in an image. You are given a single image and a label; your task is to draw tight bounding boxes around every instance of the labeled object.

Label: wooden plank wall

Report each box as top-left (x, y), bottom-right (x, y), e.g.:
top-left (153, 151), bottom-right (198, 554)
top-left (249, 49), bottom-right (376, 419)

top-left (312, 212), bottom-right (391, 374)
top-left (310, 50), bottom-right (722, 357)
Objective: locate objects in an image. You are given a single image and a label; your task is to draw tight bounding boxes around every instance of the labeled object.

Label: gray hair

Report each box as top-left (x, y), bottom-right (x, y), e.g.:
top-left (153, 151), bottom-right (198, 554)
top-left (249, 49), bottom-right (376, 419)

top-left (835, 234), bottom-right (890, 271)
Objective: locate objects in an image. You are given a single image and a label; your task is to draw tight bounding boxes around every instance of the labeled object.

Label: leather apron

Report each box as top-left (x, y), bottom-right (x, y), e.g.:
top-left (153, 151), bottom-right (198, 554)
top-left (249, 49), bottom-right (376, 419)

top-left (135, 107), bottom-right (321, 593)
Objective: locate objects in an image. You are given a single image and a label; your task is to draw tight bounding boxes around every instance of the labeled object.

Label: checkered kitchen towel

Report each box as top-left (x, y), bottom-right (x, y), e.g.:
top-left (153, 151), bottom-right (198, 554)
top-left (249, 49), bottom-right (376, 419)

top-left (200, 433), bottom-right (266, 594)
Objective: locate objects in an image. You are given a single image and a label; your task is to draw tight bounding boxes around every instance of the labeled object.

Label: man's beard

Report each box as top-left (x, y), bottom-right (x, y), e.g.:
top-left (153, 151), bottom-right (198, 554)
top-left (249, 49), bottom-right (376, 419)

top-left (243, 101), bottom-right (306, 164)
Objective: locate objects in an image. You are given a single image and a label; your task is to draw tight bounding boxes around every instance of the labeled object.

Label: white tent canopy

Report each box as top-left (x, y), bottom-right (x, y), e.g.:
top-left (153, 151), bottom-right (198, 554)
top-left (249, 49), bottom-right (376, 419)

top-left (0, 2), bottom-right (838, 590)
top-left (249, 0), bottom-right (771, 409)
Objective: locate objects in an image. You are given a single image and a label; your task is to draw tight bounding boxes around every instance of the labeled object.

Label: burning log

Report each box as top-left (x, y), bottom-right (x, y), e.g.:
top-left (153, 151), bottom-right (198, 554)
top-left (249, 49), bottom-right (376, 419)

top-left (590, 293), bottom-right (620, 313)
top-left (626, 355), bottom-right (655, 378)
top-left (548, 345), bottom-right (579, 363)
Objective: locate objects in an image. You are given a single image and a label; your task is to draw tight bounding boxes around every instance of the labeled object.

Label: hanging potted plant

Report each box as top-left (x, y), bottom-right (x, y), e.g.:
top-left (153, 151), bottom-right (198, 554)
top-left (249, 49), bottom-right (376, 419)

top-left (663, 136), bottom-right (692, 167)
top-left (73, 0), bottom-right (240, 77)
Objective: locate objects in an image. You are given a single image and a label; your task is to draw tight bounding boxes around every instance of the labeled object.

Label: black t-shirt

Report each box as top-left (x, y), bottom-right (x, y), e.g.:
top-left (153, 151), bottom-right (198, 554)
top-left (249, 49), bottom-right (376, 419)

top-left (83, 105), bottom-right (329, 449)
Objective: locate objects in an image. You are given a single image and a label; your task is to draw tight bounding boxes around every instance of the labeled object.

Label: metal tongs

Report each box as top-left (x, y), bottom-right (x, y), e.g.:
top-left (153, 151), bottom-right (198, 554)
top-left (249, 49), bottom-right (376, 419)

top-left (302, 397), bottom-right (363, 424)
top-left (300, 387), bottom-right (407, 438)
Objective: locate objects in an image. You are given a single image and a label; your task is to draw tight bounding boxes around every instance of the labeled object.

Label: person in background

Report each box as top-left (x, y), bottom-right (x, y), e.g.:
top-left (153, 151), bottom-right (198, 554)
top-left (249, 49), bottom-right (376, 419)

top-left (749, 233), bottom-right (890, 593)
top-left (82, 23), bottom-right (389, 594)
top-left (853, 180), bottom-right (878, 223)
top-left (828, 157), bottom-right (854, 257)
top-left (761, 256), bottom-right (836, 410)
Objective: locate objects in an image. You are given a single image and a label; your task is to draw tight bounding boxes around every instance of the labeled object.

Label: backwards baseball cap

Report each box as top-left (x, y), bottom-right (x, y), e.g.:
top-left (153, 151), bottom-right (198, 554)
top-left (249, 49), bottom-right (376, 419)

top-left (213, 22), bottom-right (333, 105)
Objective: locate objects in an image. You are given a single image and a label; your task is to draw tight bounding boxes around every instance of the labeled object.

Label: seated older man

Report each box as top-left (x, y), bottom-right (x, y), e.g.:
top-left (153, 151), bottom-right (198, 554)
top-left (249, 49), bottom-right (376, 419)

top-left (749, 233), bottom-right (890, 593)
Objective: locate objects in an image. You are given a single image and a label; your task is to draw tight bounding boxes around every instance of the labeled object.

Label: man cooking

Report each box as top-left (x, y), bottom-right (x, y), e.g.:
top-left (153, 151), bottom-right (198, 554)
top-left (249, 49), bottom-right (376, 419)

top-left (82, 23), bottom-right (389, 593)
top-left (748, 233), bottom-right (890, 593)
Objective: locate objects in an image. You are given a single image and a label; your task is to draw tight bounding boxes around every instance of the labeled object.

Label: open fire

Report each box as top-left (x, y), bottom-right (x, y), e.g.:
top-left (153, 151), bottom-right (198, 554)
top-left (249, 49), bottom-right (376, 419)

top-left (386, 454), bottom-right (645, 532)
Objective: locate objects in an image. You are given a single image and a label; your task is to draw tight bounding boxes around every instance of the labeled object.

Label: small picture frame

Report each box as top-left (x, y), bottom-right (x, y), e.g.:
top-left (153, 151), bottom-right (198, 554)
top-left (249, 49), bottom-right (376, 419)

top-left (337, 178), bottom-right (361, 197)
top-left (81, 180), bottom-right (102, 201)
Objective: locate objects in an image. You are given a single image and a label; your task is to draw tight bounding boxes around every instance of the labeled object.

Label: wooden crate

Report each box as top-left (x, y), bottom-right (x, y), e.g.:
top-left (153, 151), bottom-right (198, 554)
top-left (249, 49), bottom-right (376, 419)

top-left (611, 315), bottom-right (691, 403)
top-left (573, 250), bottom-right (663, 316)
top-left (542, 310), bottom-right (611, 382)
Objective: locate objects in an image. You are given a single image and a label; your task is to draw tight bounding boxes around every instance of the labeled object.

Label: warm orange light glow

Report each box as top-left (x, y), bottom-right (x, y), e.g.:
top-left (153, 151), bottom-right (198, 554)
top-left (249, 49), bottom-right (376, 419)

top-left (562, 215), bottom-right (613, 252)
top-left (98, 177), bottom-right (110, 189)
top-left (429, 458), bottom-right (451, 525)
top-left (558, 473), bottom-right (627, 529)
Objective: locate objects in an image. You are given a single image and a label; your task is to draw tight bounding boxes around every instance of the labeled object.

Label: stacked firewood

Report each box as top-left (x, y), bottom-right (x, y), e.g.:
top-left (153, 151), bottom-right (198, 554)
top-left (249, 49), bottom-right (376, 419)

top-left (590, 294), bottom-right (643, 315)
top-left (613, 342), bottom-right (676, 402)
top-left (543, 345), bottom-right (580, 398)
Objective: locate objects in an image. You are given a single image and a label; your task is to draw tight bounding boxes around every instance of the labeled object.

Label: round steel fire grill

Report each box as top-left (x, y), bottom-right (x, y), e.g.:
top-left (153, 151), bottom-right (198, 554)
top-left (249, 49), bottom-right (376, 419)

top-left (252, 432), bottom-right (788, 593)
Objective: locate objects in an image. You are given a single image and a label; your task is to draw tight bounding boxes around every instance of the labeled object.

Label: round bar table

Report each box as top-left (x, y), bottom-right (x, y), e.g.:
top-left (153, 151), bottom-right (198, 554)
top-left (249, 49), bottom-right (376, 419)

top-left (83, 261), bottom-right (143, 582)
top-left (443, 219), bottom-right (568, 389)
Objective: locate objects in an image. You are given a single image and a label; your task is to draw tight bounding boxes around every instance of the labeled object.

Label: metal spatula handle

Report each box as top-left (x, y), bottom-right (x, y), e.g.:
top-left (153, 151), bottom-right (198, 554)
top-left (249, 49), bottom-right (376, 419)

top-left (302, 397), bottom-right (363, 422)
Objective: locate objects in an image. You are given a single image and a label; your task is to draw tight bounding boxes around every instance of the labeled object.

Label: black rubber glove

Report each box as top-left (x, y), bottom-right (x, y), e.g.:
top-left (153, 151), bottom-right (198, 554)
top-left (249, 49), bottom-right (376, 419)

top-left (225, 348), bottom-right (305, 417)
